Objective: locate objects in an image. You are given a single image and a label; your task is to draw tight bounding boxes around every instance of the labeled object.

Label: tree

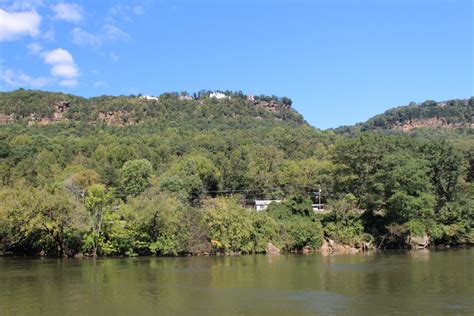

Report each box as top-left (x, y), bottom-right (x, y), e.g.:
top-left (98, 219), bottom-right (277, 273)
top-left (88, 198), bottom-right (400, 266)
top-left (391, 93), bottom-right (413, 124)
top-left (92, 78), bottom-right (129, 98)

top-left (331, 134), bottom-right (395, 210)
top-left (119, 159), bottom-right (153, 198)
top-left (161, 154), bottom-right (220, 204)
top-left (121, 186), bottom-right (190, 256)
top-left (203, 197), bottom-right (278, 254)
top-left (421, 140), bottom-right (464, 210)
top-left (85, 184), bottom-right (113, 256)
top-left (0, 184), bottom-right (85, 256)
top-left (379, 154), bottom-right (435, 223)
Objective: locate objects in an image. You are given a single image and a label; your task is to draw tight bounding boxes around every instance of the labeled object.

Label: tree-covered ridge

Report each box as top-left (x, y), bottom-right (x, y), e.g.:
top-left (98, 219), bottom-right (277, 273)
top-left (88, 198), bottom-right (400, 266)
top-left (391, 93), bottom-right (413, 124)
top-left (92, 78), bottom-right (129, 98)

top-left (0, 89), bottom-right (303, 129)
top-left (335, 98), bottom-right (473, 134)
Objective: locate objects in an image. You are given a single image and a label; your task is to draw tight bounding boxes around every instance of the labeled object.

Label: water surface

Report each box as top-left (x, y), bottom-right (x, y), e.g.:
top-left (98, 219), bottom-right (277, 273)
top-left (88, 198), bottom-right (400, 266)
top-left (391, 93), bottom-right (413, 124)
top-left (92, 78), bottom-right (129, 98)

top-left (0, 248), bottom-right (472, 315)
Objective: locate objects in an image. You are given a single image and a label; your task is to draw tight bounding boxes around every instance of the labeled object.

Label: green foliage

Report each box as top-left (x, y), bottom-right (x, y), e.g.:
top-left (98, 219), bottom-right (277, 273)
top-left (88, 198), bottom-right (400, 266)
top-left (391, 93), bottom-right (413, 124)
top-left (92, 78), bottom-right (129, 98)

top-left (0, 183), bottom-right (86, 256)
top-left (282, 218), bottom-right (323, 250)
top-left (406, 219), bottom-right (427, 237)
top-left (380, 154), bottom-right (435, 223)
top-left (323, 194), bottom-right (366, 246)
top-left (119, 159), bottom-right (153, 199)
top-left (203, 197), bottom-right (257, 254)
top-left (85, 184), bottom-right (113, 256)
top-left (161, 154), bottom-right (221, 204)
top-left (203, 197), bottom-right (281, 254)
top-left (421, 140), bottom-right (464, 210)
top-left (357, 98), bottom-right (473, 132)
top-left (0, 90), bottom-right (472, 256)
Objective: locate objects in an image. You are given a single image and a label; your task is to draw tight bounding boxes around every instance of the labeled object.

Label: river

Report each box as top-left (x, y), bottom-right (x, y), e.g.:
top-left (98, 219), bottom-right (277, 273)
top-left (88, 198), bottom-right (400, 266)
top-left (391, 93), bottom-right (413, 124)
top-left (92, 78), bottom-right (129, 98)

top-left (0, 248), bottom-right (472, 315)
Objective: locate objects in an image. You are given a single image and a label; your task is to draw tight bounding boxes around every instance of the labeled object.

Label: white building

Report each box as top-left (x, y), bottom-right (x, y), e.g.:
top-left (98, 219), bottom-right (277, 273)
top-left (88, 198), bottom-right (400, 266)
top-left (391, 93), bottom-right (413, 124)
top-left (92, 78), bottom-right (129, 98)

top-left (255, 200), bottom-right (281, 211)
top-left (140, 95), bottom-right (159, 101)
top-left (209, 92), bottom-right (229, 99)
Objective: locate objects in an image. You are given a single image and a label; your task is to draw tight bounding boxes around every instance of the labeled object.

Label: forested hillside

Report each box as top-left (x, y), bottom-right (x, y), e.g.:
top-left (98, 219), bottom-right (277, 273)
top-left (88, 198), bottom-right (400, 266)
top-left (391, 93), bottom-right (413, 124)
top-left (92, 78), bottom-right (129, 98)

top-left (0, 90), bottom-right (472, 257)
top-left (335, 98), bottom-right (473, 134)
top-left (0, 89), bottom-right (302, 128)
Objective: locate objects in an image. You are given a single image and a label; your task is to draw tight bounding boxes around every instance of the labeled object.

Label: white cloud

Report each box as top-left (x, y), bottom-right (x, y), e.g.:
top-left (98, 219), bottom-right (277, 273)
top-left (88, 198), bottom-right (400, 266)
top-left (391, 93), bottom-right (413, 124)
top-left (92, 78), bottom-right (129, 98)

top-left (103, 24), bottom-right (129, 41)
top-left (71, 27), bottom-right (101, 47)
top-left (1, 68), bottom-right (50, 88)
top-left (27, 42), bottom-right (43, 54)
top-left (109, 52), bottom-right (119, 62)
top-left (51, 2), bottom-right (83, 22)
top-left (0, 9), bottom-right (41, 41)
top-left (50, 63), bottom-right (78, 78)
top-left (42, 48), bottom-right (79, 86)
top-left (43, 48), bottom-right (74, 65)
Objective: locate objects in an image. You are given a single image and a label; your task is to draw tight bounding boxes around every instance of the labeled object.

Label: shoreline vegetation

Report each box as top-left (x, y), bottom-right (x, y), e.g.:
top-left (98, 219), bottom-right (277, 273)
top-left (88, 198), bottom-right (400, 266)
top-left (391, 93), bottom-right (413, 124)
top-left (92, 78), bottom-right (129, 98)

top-left (0, 242), bottom-right (470, 258)
top-left (0, 90), bottom-right (472, 258)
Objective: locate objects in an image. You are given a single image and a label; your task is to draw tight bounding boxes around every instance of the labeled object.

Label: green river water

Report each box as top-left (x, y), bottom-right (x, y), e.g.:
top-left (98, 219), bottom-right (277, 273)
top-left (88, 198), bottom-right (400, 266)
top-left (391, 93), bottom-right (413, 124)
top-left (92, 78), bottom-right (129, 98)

top-left (0, 248), bottom-right (472, 315)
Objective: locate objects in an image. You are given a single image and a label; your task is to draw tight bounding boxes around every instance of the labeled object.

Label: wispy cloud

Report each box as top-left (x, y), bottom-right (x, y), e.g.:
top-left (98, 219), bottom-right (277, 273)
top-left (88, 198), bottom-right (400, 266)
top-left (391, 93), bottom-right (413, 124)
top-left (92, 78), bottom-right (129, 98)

top-left (1, 0), bottom-right (44, 11)
top-left (1, 68), bottom-right (50, 88)
top-left (27, 42), bottom-right (43, 54)
top-left (51, 2), bottom-right (83, 23)
top-left (108, 4), bottom-right (144, 22)
top-left (103, 24), bottom-right (130, 41)
top-left (71, 27), bottom-right (101, 47)
top-left (70, 24), bottom-right (130, 48)
top-left (0, 9), bottom-right (41, 41)
top-left (41, 25), bottom-right (55, 41)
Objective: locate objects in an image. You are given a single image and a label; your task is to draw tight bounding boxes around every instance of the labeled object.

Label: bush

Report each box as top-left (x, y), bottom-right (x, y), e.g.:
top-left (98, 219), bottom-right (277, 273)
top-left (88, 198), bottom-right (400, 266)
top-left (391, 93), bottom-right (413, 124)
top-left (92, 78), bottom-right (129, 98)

top-left (282, 218), bottom-right (323, 250)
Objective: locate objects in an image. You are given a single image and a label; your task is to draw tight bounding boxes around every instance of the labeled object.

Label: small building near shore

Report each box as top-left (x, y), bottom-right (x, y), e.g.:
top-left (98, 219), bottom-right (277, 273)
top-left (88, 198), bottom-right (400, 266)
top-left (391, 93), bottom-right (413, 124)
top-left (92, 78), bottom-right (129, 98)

top-left (312, 204), bottom-right (325, 212)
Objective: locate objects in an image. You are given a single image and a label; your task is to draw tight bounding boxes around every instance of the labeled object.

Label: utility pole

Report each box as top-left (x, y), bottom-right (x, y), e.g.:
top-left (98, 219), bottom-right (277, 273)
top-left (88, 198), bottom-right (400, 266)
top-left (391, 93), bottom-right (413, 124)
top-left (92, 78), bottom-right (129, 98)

top-left (318, 184), bottom-right (321, 208)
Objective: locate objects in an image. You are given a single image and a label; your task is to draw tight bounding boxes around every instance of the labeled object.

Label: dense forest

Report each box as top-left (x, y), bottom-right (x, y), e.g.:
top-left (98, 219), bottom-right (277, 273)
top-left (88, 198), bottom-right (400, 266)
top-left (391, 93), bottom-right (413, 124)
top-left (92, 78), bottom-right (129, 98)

top-left (0, 89), bottom-right (472, 257)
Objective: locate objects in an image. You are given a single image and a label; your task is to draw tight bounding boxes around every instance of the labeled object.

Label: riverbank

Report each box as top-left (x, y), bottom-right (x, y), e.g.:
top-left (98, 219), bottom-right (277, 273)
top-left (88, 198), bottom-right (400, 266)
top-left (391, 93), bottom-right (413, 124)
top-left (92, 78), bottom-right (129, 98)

top-left (2, 243), bottom-right (471, 258)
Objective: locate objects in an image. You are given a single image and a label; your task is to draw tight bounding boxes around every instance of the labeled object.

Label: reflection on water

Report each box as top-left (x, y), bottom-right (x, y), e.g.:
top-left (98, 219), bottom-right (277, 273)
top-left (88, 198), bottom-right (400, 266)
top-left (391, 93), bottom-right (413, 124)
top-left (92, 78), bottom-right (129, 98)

top-left (0, 249), bottom-right (472, 315)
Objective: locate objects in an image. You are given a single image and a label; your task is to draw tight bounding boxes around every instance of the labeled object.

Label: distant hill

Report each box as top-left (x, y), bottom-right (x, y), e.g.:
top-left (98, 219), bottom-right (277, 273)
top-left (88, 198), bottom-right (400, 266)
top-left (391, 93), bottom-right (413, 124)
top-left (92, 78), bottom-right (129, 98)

top-left (0, 89), bottom-right (304, 130)
top-left (334, 98), bottom-right (473, 134)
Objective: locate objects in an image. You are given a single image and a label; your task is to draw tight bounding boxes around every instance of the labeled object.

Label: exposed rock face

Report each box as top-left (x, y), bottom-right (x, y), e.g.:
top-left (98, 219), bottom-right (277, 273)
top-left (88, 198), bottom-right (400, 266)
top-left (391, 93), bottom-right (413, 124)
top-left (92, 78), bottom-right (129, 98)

top-left (52, 101), bottom-right (70, 121)
top-left (320, 240), bottom-right (331, 253)
top-left (252, 100), bottom-right (291, 112)
top-left (394, 117), bottom-right (472, 131)
top-left (407, 234), bottom-right (430, 249)
top-left (265, 242), bottom-right (280, 254)
top-left (27, 100), bottom-right (70, 125)
top-left (0, 114), bottom-right (15, 124)
top-left (98, 111), bottom-right (136, 126)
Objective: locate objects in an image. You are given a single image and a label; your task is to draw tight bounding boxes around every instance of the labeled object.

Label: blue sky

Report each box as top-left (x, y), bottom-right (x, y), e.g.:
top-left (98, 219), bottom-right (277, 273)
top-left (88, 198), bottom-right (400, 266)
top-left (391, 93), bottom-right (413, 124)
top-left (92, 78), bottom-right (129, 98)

top-left (0, 0), bottom-right (472, 129)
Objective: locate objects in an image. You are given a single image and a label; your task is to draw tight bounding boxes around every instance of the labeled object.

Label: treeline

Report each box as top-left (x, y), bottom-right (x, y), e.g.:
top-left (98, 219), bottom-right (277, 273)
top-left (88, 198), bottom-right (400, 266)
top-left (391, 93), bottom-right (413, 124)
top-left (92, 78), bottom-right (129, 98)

top-left (162, 89), bottom-right (293, 106)
top-left (0, 89), bottom-right (297, 124)
top-left (0, 90), bottom-right (472, 257)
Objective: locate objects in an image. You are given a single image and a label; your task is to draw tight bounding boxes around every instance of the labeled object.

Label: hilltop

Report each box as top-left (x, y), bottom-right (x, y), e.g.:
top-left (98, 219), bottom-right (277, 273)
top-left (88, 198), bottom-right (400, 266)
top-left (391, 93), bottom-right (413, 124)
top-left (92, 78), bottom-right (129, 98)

top-left (0, 89), bottom-right (303, 130)
top-left (334, 98), bottom-right (473, 134)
